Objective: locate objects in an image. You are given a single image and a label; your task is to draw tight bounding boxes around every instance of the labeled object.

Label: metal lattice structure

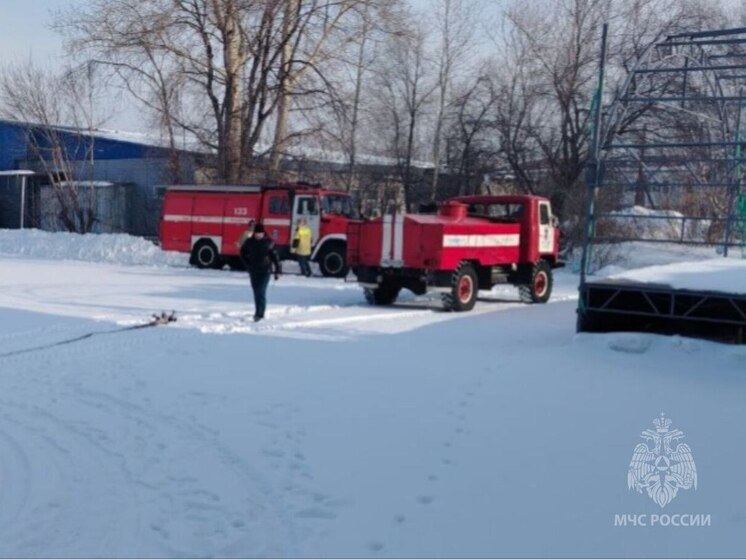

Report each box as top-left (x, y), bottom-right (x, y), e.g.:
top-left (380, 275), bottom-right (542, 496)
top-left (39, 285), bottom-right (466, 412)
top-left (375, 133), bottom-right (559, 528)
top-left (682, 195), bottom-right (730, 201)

top-left (577, 27), bottom-right (746, 344)
top-left (581, 26), bottom-right (746, 281)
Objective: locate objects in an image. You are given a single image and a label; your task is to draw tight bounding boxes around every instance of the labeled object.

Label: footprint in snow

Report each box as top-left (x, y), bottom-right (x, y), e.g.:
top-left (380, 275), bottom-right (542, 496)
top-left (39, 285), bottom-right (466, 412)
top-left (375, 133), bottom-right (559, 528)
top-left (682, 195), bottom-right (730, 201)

top-left (367, 541), bottom-right (385, 552)
top-left (294, 507), bottom-right (338, 520)
top-left (262, 448), bottom-right (285, 458)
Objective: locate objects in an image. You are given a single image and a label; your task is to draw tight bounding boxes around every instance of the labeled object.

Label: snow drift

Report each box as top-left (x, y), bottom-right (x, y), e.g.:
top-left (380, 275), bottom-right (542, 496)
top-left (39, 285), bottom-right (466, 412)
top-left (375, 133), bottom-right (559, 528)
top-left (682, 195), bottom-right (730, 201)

top-left (609, 206), bottom-right (710, 241)
top-left (0, 229), bottom-right (188, 267)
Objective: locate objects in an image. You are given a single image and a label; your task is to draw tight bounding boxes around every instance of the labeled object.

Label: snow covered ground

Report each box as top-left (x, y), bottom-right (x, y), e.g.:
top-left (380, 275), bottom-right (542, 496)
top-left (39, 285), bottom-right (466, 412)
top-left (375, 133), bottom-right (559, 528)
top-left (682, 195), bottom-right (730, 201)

top-left (0, 232), bottom-right (745, 557)
top-left (604, 258), bottom-right (746, 295)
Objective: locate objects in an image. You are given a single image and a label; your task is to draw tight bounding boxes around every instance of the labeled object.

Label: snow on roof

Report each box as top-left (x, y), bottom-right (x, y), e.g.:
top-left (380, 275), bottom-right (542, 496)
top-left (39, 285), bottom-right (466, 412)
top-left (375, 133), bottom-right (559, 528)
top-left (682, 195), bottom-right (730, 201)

top-left (280, 145), bottom-right (434, 170)
top-left (0, 118), bottom-right (435, 169)
top-left (56, 181), bottom-right (116, 188)
top-left (90, 128), bottom-right (204, 153)
top-left (0, 170), bottom-right (35, 176)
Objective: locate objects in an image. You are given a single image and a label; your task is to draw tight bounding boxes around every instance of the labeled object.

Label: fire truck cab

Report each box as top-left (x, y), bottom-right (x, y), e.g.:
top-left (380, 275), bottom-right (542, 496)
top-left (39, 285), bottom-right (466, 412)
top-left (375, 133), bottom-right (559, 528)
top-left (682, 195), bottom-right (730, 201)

top-left (160, 183), bottom-right (355, 277)
top-left (347, 195), bottom-right (562, 311)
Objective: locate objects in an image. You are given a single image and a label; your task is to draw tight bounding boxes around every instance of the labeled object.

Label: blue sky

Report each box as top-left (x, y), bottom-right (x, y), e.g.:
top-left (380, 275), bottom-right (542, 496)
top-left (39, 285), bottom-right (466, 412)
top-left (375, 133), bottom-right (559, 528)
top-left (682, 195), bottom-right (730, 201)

top-left (2, 0), bottom-right (741, 132)
top-left (2, 0), bottom-right (741, 66)
top-left (1, 0), bottom-right (433, 64)
top-left (1, 0), bottom-right (70, 64)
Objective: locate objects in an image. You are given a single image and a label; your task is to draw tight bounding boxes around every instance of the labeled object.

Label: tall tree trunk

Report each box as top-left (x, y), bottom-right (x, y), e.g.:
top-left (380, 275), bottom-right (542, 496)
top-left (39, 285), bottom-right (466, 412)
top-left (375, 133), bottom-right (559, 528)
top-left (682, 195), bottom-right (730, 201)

top-left (405, 104), bottom-right (417, 211)
top-left (430, 0), bottom-right (452, 202)
top-left (271, 0), bottom-right (298, 174)
top-left (220, 1), bottom-right (244, 183)
top-left (347, 10), bottom-right (370, 192)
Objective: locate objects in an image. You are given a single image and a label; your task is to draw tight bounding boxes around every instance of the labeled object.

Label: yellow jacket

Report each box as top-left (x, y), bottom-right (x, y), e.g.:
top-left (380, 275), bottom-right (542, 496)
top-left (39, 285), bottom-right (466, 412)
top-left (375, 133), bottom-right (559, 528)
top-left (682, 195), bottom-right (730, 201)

top-left (292, 225), bottom-right (313, 256)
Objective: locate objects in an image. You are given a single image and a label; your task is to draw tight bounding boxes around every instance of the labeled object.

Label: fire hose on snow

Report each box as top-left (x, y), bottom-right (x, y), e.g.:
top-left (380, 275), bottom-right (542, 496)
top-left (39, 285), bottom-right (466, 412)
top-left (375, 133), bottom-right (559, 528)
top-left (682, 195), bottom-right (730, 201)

top-left (0, 312), bottom-right (177, 359)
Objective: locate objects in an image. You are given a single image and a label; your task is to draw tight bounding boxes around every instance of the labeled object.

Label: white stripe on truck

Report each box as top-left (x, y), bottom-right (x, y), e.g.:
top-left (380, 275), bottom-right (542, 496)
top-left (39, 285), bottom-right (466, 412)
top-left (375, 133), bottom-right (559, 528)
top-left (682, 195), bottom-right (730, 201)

top-left (162, 214), bottom-right (291, 227)
top-left (380, 214), bottom-right (404, 268)
top-left (393, 215), bottom-right (404, 263)
top-left (381, 215), bottom-right (392, 265)
top-left (163, 214), bottom-right (251, 225)
top-left (443, 234), bottom-right (520, 248)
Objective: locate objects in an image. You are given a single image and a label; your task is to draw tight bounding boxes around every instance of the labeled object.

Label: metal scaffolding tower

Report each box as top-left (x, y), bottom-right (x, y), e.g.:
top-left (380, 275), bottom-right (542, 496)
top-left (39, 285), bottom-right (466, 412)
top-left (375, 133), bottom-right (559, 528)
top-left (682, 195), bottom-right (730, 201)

top-left (577, 27), bottom-right (746, 343)
top-left (581, 26), bottom-right (746, 279)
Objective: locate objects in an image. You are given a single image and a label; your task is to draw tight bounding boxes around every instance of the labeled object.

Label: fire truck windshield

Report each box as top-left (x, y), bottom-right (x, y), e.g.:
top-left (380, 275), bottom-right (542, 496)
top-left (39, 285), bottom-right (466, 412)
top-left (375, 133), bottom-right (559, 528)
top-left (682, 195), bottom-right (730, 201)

top-left (322, 194), bottom-right (355, 217)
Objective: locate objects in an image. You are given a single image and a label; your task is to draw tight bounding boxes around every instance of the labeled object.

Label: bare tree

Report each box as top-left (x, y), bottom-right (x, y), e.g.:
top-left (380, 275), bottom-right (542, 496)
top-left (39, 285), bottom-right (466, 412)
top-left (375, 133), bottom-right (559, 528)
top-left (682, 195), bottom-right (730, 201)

top-left (428, 0), bottom-right (478, 200)
top-left (301, 0), bottom-right (401, 193)
top-left (446, 73), bottom-right (498, 196)
top-left (375, 18), bottom-right (436, 210)
top-left (0, 60), bottom-right (108, 233)
top-left (59, 0), bottom-right (374, 183)
top-left (344, 3), bottom-right (373, 191)
top-left (488, 0), bottom-right (726, 238)
top-left (269, 0), bottom-right (376, 173)
top-left (488, 16), bottom-right (546, 196)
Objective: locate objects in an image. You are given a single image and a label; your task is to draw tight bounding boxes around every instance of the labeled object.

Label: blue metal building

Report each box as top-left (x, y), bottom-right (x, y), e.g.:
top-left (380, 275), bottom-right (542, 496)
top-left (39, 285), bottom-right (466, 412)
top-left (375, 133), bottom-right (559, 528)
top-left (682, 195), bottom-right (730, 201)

top-left (0, 119), bottom-right (199, 237)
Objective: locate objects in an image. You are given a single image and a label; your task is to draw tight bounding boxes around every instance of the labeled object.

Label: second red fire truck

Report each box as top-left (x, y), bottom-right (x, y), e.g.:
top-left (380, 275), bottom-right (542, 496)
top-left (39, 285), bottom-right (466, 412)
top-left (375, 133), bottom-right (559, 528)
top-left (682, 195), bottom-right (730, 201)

top-left (347, 195), bottom-right (562, 311)
top-left (159, 183), bottom-right (356, 276)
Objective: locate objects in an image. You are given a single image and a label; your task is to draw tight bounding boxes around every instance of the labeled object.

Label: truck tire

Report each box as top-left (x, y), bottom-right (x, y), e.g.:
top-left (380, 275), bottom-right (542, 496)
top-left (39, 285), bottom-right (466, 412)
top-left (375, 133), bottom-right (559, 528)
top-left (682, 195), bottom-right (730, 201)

top-left (364, 283), bottom-right (401, 306)
top-left (442, 262), bottom-right (478, 312)
top-left (318, 244), bottom-right (349, 278)
top-left (191, 240), bottom-right (221, 269)
top-left (519, 260), bottom-right (553, 304)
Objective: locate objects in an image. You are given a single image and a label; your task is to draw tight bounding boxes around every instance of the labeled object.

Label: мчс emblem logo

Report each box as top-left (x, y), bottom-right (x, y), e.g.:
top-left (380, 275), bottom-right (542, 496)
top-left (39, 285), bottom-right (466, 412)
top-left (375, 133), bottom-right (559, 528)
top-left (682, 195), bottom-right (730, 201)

top-left (627, 414), bottom-right (697, 508)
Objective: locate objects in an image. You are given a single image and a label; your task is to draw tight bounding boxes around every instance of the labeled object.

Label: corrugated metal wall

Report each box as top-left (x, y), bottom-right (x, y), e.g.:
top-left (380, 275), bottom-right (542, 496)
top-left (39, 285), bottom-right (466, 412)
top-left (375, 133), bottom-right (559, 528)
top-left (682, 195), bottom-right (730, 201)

top-left (0, 177), bottom-right (23, 229)
top-left (0, 121), bottom-right (197, 236)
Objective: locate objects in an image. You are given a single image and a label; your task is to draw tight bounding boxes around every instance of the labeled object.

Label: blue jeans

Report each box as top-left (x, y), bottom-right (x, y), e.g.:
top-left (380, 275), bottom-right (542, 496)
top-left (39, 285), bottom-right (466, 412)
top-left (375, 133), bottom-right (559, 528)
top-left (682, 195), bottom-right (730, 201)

top-left (297, 254), bottom-right (311, 276)
top-left (249, 271), bottom-right (271, 318)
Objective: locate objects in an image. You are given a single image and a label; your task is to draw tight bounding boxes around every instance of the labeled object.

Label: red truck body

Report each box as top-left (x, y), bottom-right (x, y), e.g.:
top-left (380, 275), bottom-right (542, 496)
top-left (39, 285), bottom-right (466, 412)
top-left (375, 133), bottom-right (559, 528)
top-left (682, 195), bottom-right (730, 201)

top-left (159, 184), bottom-right (355, 276)
top-left (347, 195), bottom-right (562, 310)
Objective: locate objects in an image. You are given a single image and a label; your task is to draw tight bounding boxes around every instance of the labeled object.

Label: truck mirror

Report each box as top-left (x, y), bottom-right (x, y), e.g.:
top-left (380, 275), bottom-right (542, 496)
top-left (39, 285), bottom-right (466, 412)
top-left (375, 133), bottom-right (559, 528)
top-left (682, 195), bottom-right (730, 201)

top-left (551, 216), bottom-right (559, 228)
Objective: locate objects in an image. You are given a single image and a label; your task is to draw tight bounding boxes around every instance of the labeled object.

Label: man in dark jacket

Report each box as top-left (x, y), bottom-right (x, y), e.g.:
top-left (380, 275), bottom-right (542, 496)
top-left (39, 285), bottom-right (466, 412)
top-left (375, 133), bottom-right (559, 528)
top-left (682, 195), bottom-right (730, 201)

top-left (239, 223), bottom-right (281, 322)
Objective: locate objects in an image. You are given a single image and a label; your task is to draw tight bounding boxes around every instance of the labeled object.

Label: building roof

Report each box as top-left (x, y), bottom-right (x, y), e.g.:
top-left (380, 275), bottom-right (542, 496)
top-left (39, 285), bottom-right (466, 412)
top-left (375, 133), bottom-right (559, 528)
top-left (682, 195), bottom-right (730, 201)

top-left (0, 118), bottom-right (435, 171)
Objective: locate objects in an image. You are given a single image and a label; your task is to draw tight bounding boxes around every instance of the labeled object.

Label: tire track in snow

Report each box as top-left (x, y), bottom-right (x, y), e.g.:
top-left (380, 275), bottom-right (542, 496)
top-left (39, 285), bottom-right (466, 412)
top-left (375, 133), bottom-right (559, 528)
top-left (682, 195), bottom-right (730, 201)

top-left (0, 327), bottom-right (298, 557)
top-left (0, 398), bottom-right (142, 556)
top-left (68, 384), bottom-right (298, 557)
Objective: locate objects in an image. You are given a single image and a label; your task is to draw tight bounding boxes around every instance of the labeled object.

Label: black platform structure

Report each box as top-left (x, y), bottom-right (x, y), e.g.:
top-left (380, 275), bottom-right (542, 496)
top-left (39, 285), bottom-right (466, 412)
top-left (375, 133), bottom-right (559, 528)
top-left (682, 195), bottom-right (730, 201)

top-left (578, 26), bottom-right (746, 344)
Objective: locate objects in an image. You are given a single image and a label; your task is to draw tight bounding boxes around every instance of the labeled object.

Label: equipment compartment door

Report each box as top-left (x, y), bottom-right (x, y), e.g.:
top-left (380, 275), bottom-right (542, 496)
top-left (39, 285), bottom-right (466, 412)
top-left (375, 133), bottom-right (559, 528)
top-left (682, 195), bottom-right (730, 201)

top-left (538, 201), bottom-right (555, 253)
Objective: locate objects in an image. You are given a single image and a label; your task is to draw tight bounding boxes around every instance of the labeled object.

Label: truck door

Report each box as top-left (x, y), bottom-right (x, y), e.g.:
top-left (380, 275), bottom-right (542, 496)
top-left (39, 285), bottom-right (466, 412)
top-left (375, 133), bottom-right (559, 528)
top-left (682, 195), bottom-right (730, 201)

top-left (262, 192), bottom-right (291, 246)
top-left (292, 195), bottom-right (321, 244)
top-left (538, 201), bottom-right (555, 253)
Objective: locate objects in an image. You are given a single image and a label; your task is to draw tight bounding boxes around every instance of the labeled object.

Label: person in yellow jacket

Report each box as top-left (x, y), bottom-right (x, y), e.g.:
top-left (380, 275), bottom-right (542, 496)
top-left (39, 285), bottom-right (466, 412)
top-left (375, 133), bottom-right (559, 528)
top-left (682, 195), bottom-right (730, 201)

top-left (291, 218), bottom-right (313, 277)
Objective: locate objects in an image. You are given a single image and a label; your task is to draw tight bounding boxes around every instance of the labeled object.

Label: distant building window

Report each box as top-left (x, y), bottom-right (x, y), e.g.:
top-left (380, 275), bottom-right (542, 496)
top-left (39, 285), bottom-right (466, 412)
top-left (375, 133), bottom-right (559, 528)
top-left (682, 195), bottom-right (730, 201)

top-left (269, 195), bottom-right (289, 215)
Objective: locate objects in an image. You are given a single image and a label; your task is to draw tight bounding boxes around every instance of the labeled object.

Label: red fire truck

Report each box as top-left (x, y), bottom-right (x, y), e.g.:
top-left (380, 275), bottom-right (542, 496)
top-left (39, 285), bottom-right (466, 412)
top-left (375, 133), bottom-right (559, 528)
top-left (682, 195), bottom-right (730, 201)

top-left (159, 183), bottom-right (356, 276)
top-left (347, 195), bottom-right (562, 311)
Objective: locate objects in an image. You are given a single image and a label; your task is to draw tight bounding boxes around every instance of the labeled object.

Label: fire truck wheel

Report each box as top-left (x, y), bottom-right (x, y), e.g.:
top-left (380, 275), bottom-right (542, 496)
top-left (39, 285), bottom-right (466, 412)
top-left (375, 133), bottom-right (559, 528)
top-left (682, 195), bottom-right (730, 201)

top-left (442, 262), bottom-right (478, 312)
top-left (364, 283), bottom-right (401, 306)
top-left (318, 245), bottom-right (349, 278)
top-left (519, 260), bottom-right (553, 304)
top-left (191, 240), bottom-right (221, 269)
